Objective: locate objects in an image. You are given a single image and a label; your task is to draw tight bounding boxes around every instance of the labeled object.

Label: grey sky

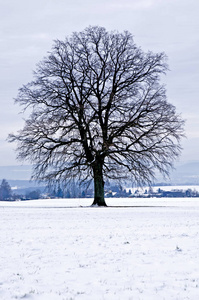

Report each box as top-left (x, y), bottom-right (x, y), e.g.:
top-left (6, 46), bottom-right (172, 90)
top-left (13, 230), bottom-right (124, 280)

top-left (1, 0), bottom-right (199, 166)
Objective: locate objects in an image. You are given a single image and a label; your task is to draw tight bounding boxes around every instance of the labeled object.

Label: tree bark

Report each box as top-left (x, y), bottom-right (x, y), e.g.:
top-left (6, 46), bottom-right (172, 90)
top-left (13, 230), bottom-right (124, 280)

top-left (92, 162), bottom-right (107, 206)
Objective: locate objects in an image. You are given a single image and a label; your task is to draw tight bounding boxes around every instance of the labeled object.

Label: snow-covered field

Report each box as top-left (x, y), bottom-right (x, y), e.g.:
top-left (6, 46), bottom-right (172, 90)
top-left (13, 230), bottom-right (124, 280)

top-left (1, 198), bottom-right (199, 300)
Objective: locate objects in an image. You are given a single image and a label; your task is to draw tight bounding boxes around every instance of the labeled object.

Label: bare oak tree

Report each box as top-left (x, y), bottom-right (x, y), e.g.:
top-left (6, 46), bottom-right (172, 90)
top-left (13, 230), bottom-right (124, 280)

top-left (9, 26), bottom-right (184, 206)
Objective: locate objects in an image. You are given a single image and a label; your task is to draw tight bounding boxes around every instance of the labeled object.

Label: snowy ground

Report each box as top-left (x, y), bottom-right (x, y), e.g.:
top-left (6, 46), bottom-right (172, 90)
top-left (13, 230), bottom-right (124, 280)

top-left (1, 198), bottom-right (199, 300)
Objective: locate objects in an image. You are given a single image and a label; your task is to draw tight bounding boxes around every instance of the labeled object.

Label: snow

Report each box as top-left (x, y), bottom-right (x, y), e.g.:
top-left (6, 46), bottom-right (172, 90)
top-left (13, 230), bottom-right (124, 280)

top-left (1, 198), bottom-right (199, 299)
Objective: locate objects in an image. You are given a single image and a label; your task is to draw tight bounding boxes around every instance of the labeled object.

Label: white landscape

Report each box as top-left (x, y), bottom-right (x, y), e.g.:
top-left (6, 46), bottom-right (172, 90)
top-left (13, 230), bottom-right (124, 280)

top-left (1, 198), bottom-right (199, 300)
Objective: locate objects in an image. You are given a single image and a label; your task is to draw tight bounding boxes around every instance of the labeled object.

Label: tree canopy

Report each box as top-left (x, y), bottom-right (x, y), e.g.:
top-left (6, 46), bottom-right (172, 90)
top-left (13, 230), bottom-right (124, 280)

top-left (9, 26), bottom-right (184, 206)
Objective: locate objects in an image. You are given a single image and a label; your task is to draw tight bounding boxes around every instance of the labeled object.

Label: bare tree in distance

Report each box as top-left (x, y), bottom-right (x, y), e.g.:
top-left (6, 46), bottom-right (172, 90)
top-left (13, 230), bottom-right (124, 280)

top-left (9, 26), bottom-right (185, 206)
top-left (0, 179), bottom-right (12, 201)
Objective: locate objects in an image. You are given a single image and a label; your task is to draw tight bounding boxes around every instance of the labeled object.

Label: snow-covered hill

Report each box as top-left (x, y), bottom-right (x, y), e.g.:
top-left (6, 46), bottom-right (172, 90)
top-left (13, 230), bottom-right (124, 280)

top-left (1, 161), bottom-right (199, 184)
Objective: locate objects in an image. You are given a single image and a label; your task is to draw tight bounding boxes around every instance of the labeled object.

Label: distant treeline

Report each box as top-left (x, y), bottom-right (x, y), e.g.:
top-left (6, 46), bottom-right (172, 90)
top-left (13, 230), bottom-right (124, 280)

top-left (1, 179), bottom-right (199, 201)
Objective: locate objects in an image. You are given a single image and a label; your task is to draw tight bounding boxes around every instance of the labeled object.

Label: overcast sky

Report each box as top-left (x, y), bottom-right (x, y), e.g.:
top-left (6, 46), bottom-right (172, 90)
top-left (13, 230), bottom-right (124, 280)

top-left (0, 0), bottom-right (199, 166)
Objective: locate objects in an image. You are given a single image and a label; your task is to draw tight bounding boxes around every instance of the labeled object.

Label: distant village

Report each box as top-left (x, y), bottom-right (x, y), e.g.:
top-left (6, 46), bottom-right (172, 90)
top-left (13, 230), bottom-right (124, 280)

top-left (107, 186), bottom-right (199, 198)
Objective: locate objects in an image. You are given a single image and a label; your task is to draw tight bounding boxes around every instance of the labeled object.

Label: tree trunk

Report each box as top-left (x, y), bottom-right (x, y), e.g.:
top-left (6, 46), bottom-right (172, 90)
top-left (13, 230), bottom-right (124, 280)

top-left (92, 162), bottom-right (107, 206)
